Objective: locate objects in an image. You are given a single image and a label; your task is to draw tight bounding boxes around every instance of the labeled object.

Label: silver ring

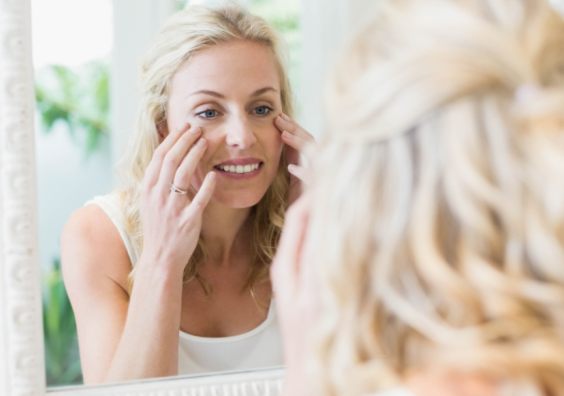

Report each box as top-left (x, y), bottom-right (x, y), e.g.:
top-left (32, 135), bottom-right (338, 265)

top-left (170, 183), bottom-right (188, 195)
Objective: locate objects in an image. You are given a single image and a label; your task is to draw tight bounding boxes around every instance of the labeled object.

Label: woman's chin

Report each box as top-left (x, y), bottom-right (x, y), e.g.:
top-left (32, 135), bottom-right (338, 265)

top-left (211, 192), bottom-right (265, 209)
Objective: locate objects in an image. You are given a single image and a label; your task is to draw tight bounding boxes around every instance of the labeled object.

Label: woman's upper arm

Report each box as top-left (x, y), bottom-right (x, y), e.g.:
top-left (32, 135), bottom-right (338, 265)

top-left (60, 205), bottom-right (132, 384)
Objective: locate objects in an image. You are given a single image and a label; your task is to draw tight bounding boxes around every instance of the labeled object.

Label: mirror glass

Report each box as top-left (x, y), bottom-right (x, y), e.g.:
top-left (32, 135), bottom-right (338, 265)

top-left (32, 0), bottom-right (301, 388)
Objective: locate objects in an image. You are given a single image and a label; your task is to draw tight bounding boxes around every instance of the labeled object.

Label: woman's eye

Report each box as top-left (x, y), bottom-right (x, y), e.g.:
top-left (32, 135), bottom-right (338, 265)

top-left (196, 109), bottom-right (220, 119)
top-left (254, 105), bottom-right (273, 116)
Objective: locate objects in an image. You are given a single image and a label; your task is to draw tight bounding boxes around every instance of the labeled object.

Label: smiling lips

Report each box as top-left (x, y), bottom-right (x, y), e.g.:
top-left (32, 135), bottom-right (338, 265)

top-left (213, 158), bottom-right (263, 177)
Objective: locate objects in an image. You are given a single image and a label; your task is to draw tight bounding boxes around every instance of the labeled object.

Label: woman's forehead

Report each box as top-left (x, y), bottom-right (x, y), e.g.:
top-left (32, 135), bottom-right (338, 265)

top-left (171, 40), bottom-right (281, 95)
top-left (176, 41), bottom-right (278, 81)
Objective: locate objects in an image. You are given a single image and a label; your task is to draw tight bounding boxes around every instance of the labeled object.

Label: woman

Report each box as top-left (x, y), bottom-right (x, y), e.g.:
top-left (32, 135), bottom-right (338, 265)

top-left (273, 0), bottom-right (564, 395)
top-left (61, 4), bottom-right (312, 384)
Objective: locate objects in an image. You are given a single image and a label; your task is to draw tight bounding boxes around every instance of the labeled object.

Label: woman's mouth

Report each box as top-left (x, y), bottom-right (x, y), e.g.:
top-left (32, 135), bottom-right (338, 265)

top-left (213, 159), bottom-right (264, 178)
top-left (214, 162), bottom-right (262, 174)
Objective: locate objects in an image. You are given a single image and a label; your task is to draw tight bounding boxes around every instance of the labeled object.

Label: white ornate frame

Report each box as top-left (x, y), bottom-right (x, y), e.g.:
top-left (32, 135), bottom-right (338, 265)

top-left (0, 0), bottom-right (284, 395)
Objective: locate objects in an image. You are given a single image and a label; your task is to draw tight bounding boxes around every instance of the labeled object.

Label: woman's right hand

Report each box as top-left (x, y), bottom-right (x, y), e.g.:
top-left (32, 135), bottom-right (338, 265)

top-left (271, 196), bottom-right (317, 396)
top-left (138, 122), bottom-right (217, 275)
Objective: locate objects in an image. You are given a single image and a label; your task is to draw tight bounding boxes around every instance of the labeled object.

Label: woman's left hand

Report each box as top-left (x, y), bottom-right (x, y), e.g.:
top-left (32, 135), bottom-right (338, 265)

top-left (275, 114), bottom-right (315, 203)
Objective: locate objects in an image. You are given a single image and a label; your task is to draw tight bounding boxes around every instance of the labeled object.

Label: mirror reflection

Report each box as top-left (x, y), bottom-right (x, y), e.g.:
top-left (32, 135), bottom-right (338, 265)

top-left (33, 0), bottom-right (302, 388)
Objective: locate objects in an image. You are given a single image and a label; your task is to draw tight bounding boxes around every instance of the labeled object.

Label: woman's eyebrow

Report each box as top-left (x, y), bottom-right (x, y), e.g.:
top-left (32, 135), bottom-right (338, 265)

top-left (188, 90), bottom-right (225, 98)
top-left (251, 87), bottom-right (278, 97)
top-left (187, 86), bottom-right (278, 99)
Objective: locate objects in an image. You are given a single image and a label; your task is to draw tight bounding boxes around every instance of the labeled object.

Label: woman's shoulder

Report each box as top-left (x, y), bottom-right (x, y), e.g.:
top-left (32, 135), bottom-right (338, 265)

top-left (61, 201), bottom-right (132, 289)
top-left (62, 189), bottom-right (135, 264)
top-left (63, 202), bottom-right (121, 249)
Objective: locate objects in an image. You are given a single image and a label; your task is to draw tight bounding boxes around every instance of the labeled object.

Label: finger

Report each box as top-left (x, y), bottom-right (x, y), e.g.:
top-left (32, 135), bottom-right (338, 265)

top-left (156, 126), bottom-right (203, 192)
top-left (288, 164), bottom-right (308, 183)
top-left (282, 130), bottom-right (310, 152)
top-left (274, 113), bottom-right (297, 133)
top-left (183, 171), bottom-right (217, 219)
top-left (170, 138), bottom-right (208, 195)
top-left (275, 114), bottom-right (315, 142)
top-left (144, 121), bottom-right (191, 188)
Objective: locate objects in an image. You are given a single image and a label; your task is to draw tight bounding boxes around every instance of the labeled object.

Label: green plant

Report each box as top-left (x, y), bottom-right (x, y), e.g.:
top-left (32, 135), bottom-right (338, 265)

top-left (42, 257), bottom-right (83, 386)
top-left (35, 61), bottom-right (110, 156)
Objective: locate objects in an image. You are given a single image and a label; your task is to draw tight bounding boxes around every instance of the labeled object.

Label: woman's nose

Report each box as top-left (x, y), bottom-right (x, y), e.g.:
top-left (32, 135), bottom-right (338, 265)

top-left (225, 115), bottom-right (257, 149)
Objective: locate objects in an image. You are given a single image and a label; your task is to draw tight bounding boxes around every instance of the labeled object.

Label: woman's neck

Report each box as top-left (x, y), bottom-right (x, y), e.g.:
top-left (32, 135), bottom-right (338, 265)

top-left (200, 200), bottom-right (252, 266)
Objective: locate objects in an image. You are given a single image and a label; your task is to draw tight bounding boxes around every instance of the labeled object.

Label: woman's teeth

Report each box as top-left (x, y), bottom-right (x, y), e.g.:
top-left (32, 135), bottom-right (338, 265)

top-left (217, 163), bottom-right (260, 174)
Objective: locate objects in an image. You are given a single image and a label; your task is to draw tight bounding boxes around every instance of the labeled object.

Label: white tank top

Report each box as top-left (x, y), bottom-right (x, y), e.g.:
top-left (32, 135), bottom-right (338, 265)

top-left (85, 193), bottom-right (284, 374)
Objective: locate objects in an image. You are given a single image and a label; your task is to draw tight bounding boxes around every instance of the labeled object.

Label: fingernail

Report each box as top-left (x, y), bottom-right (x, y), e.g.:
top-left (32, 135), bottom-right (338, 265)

top-left (198, 138), bottom-right (207, 146)
top-left (280, 113), bottom-right (291, 121)
top-left (288, 164), bottom-right (298, 173)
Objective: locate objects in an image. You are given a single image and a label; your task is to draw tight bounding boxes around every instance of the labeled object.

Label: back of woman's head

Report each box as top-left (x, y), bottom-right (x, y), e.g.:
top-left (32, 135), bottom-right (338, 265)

top-left (307, 0), bottom-right (564, 395)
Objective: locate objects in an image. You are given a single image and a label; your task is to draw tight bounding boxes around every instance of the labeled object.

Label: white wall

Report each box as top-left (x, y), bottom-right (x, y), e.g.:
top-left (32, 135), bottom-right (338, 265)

top-left (298, 0), bottom-right (376, 136)
top-left (110, 0), bottom-right (177, 173)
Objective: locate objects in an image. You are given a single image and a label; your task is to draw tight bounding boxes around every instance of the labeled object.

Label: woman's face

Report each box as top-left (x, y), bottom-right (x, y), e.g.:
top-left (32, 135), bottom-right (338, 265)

top-left (165, 40), bottom-right (284, 208)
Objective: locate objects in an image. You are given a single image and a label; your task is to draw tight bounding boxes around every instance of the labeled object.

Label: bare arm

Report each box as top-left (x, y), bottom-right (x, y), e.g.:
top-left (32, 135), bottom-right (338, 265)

top-left (62, 123), bottom-right (216, 384)
top-left (61, 206), bottom-right (184, 383)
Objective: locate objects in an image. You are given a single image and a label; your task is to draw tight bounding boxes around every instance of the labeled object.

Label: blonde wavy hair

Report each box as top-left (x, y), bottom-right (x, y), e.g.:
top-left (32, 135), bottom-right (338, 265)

top-left (117, 4), bottom-right (292, 294)
top-left (306, 0), bottom-right (564, 395)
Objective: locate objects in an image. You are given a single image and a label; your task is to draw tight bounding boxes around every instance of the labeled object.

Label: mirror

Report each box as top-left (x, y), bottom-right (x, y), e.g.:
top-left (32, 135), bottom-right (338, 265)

top-left (0, 0), bottom-right (366, 394)
top-left (32, 0), bottom-right (299, 391)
